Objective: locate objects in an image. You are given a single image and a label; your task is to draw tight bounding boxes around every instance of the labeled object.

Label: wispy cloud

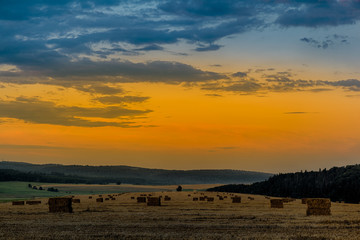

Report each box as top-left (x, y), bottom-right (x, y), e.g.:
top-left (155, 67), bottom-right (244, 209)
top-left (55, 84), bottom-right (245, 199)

top-left (201, 71), bottom-right (360, 95)
top-left (300, 34), bottom-right (349, 49)
top-left (284, 112), bottom-right (310, 115)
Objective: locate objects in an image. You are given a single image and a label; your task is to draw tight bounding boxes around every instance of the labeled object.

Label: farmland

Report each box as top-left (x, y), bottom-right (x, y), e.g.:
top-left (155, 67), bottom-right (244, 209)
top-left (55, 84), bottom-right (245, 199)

top-left (0, 181), bottom-right (219, 202)
top-left (1, 191), bottom-right (360, 239)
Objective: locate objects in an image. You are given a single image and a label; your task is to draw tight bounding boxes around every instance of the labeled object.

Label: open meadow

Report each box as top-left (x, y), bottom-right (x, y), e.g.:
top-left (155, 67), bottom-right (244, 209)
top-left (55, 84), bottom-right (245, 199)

top-left (1, 191), bottom-right (360, 239)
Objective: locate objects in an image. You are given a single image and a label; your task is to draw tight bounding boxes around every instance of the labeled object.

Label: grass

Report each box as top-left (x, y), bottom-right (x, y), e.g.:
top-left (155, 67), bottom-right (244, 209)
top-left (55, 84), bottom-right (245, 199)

top-left (0, 182), bottom-right (65, 202)
top-left (0, 181), bottom-right (220, 202)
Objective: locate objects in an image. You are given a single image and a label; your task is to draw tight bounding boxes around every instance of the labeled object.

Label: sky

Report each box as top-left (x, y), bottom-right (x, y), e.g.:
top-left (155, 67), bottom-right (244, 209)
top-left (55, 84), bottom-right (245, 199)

top-left (1, 0), bottom-right (360, 173)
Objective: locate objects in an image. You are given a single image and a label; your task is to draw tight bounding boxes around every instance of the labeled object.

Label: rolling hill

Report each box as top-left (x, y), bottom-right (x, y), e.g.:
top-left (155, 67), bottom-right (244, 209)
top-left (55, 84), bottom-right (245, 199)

top-left (0, 161), bottom-right (273, 185)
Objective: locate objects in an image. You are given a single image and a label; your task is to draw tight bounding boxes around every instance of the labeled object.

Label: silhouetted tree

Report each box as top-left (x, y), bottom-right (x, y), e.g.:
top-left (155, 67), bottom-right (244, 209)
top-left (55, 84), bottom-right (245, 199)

top-left (176, 185), bottom-right (182, 192)
top-left (208, 165), bottom-right (360, 204)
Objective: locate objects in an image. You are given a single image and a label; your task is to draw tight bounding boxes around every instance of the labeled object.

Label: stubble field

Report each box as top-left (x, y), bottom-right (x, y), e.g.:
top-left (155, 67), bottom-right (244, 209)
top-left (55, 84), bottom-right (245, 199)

top-left (1, 191), bottom-right (360, 240)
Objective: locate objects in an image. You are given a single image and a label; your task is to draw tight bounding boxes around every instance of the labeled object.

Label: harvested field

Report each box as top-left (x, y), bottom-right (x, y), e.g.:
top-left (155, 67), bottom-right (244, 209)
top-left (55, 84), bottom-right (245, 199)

top-left (1, 192), bottom-right (360, 239)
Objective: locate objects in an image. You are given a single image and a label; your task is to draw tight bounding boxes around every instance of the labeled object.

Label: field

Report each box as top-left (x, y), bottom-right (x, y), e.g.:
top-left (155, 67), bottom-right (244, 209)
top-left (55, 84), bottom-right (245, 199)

top-left (1, 191), bottom-right (360, 239)
top-left (0, 181), bottom-right (219, 202)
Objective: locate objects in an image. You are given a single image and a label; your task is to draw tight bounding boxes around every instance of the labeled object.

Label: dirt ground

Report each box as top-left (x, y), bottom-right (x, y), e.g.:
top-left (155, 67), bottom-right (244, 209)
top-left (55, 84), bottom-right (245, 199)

top-left (1, 191), bottom-right (360, 240)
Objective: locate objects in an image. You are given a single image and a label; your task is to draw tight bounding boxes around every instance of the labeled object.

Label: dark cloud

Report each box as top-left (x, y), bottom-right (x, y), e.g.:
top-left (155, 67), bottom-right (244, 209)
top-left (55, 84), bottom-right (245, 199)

top-left (0, 59), bottom-right (226, 86)
top-left (0, 97), bottom-right (151, 127)
top-left (94, 96), bottom-right (150, 104)
top-left (201, 80), bottom-right (262, 94)
top-left (158, 0), bottom-right (253, 17)
top-left (324, 79), bottom-right (360, 91)
top-left (0, 0), bottom-right (359, 90)
top-left (73, 84), bottom-right (124, 95)
top-left (135, 44), bottom-right (164, 51)
top-left (276, 1), bottom-right (360, 27)
top-left (232, 72), bottom-right (247, 78)
top-left (43, 60), bottom-right (226, 83)
top-left (300, 35), bottom-right (349, 49)
top-left (195, 44), bottom-right (222, 52)
top-left (205, 93), bottom-right (223, 97)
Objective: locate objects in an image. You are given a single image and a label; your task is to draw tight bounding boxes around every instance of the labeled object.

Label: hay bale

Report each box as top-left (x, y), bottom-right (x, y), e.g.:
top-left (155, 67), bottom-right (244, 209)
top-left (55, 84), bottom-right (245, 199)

top-left (306, 198), bottom-right (331, 209)
top-left (199, 197), bottom-right (205, 201)
top-left (224, 196), bottom-right (227, 199)
top-left (72, 199), bottom-right (80, 203)
top-left (164, 196), bottom-right (171, 201)
top-left (232, 197), bottom-right (241, 203)
top-left (12, 201), bottom-right (25, 205)
top-left (270, 199), bottom-right (284, 208)
top-left (147, 197), bottom-right (161, 206)
top-left (26, 200), bottom-right (41, 205)
top-left (111, 198), bottom-right (116, 200)
top-left (218, 196), bottom-right (224, 200)
top-left (306, 198), bottom-right (331, 216)
top-left (96, 198), bottom-right (103, 203)
top-left (137, 197), bottom-right (146, 203)
top-left (207, 197), bottom-right (214, 202)
top-left (105, 198), bottom-right (109, 201)
top-left (131, 197), bottom-right (135, 199)
top-left (193, 197), bottom-right (199, 201)
top-left (248, 197), bottom-right (254, 200)
top-left (89, 196), bottom-right (92, 199)
top-left (48, 198), bottom-right (72, 213)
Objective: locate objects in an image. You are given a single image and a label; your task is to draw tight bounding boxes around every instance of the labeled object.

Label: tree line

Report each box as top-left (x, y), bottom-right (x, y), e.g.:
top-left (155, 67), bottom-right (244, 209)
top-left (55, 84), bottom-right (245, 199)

top-left (207, 164), bottom-right (360, 203)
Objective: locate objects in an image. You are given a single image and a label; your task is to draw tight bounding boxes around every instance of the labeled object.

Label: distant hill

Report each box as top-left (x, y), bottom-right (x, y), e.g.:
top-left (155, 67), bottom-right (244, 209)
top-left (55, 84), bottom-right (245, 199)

top-left (0, 161), bottom-right (273, 185)
top-left (207, 164), bottom-right (360, 203)
top-left (0, 168), bottom-right (119, 184)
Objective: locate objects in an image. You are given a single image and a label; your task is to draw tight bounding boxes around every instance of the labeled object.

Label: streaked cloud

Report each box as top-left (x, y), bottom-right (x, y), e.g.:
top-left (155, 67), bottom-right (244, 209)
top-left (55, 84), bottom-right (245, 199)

top-left (201, 71), bottom-right (360, 95)
top-left (94, 96), bottom-right (150, 105)
top-left (0, 97), bottom-right (151, 127)
top-left (0, 144), bottom-right (68, 150)
top-left (284, 112), bottom-right (309, 115)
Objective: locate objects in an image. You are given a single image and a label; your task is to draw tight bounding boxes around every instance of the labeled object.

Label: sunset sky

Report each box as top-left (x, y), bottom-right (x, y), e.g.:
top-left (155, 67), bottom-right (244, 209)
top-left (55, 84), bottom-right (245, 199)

top-left (1, 0), bottom-right (360, 173)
